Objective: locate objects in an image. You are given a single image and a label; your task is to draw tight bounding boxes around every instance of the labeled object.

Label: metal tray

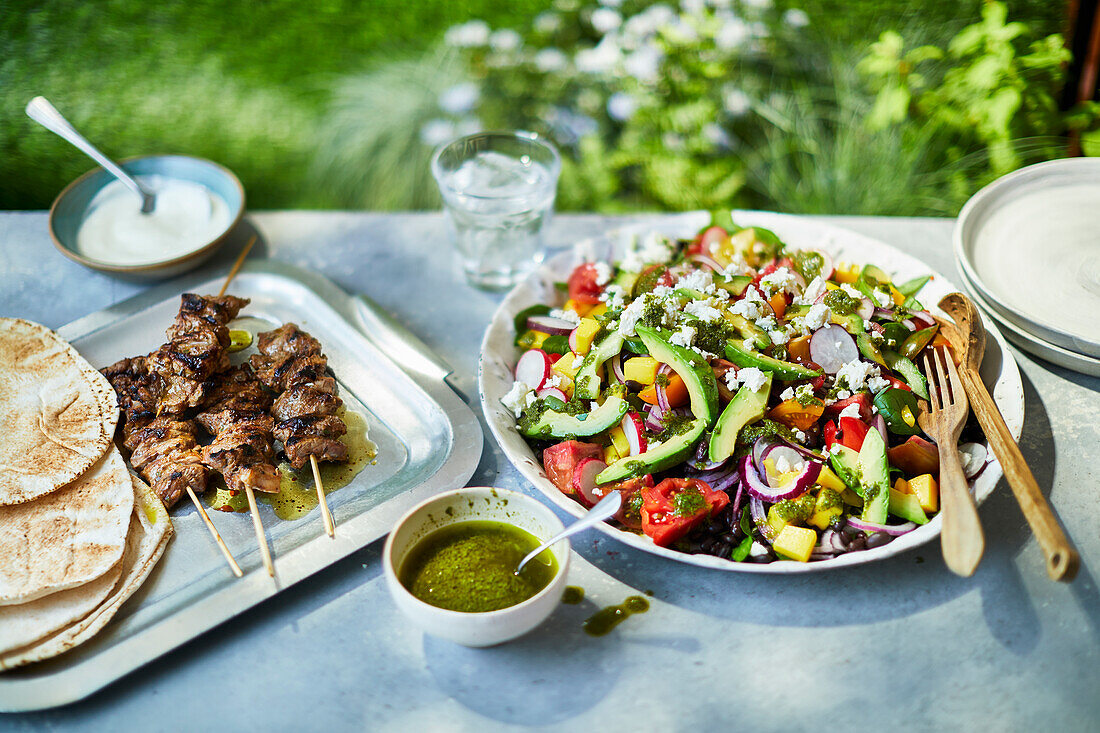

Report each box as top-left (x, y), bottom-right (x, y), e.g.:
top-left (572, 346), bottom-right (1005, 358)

top-left (0, 260), bottom-right (483, 712)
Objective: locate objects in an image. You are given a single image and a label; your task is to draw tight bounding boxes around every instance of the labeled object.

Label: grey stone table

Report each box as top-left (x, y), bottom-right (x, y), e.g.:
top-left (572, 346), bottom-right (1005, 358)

top-left (1, 212), bottom-right (1097, 731)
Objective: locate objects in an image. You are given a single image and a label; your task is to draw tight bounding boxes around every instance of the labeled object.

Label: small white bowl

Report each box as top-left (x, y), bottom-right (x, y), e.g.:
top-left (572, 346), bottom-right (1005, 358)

top-left (383, 487), bottom-right (569, 647)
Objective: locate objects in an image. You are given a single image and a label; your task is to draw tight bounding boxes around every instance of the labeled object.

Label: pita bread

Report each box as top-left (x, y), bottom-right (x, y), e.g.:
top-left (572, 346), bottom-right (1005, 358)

top-left (0, 446), bottom-right (133, 605)
top-left (0, 473), bottom-right (173, 670)
top-left (0, 318), bottom-right (119, 506)
top-left (0, 559), bottom-right (123, 655)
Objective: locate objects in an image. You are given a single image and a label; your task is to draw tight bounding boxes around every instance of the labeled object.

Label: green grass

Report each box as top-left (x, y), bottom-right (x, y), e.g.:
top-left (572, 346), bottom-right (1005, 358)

top-left (0, 0), bottom-right (551, 209)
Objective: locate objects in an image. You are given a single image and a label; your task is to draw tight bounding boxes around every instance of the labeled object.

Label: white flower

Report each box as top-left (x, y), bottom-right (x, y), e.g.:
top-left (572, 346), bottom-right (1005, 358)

top-left (607, 92), bottom-right (638, 121)
top-left (804, 303), bottom-right (831, 331)
top-left (445, 20), bottom-right (490, 48)
top-left (783, 8), bottom-right (810, 28)
top-left (420, 118), bottom-right (456, 146)
top-left (534, 48), bottom-right (569, 72)
top-left (576, 37), bottom-right (622, 74)
top-left (722, 86), bottom-right (752, 116)
top-left (624, 44), bottom-right (664, 82)
top-left (534, 12), bottom-right (562, 34)
top-left (591, 7), bottom-right (623, 34)
top-left (438, 83), bottom-right (480, 115)
top-left (715, 15), bottom-right (751, 50)
top-left (490, 29), bottom-right (522, 52)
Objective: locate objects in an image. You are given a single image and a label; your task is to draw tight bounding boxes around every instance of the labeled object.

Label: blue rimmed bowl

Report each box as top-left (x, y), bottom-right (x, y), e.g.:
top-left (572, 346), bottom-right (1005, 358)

top-left (49, 155), bottom-right (245, 280)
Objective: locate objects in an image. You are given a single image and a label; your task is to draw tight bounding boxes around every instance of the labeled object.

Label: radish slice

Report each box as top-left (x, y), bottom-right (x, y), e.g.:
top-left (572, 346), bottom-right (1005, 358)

top-left (515, 349), bottom-right (552, 389)
top-left (568, 328), bottom-right (581, 353)
top-left (809, 325), bottom-right (859, 374)
top-left (527, 314), bottom-right (577, 335)
top-left (621, 413), bottom-right (648, 456)
top-left (816, 250), bottom-right (835, 281)
top-left (856, 296), bottom-right (875, 321)
top-left (741, 455), bottom-right (820, 502)
top-left (573, 457), bottom-right (609, 508)
top-left (847, 517), bottom-right (916, 536)
top-left (537, 386), bottom-right (568, 403)
top-left (959, 442), bottom-right (988, 479)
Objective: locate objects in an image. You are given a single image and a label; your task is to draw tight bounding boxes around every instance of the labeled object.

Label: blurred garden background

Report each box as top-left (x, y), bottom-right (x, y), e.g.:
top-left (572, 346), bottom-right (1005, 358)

top-left (3, 0), bottom-right (1095, 216)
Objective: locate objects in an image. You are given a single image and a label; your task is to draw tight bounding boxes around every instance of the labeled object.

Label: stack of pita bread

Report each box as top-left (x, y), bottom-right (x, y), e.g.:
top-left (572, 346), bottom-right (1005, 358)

top-left (0, 318), bottom-right (172, 670)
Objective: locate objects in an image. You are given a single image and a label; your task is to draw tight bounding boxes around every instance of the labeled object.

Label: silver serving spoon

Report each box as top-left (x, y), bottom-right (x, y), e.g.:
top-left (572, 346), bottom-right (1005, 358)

top-left (26, 96), bottom-right (156, 214)
top-left (515, 490), bottom-right (622, 574)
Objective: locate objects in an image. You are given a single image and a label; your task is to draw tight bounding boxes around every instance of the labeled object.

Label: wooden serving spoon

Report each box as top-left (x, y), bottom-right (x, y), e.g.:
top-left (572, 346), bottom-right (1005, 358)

top-left (937, 293), bottom-right (1079, 582)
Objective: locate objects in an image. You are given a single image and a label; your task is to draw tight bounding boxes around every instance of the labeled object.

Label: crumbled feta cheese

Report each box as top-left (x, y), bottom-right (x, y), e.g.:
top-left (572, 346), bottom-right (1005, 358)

top-left (805, 303), bottom-right (832, 331)
top-left (600, 284), bottom-right (626, 311)
top-left (793, 429), bottom-right (807, 442)
top-left (685, 300), bottom-right (722, 322)
top-left (835, 359), bottom-right (880, 393)
top-left (731, 297), bottom-right (764, 321)
top-left (738, 367), bottom-right (768, 392)
top-left (669, 324), bottom-right (696, 349)
top-left (867, 375), bottom-right (892, 393)
top-left (501, 381), bottom-right (537, 418)
top-left (794, 384), bottom-right (816, 403)
top-left (593, 261), bottom-right (613, 287)
top-left (544, 373), bottom-right (562, 389)
top-left (755, 315), bottom-right (777, 331)
top-left (769, 328), bottom-right (790, 346)
top-left (841, 283), bottom-right (864, 300)
top-left (759, 267), bottom-right (799, 297)
top-left (749, 541), bottom-right (770, 558)
top-left (797, 276), bottom-right (827, 306)
top-left (651, 284), bottom-right (674, 299)
top-left (617, 295), bottom-right (647, 337)
top-left (872, 288), bottom-right (891, 308)
top-left (724, 369), bottom-right (741, 392)
top-left (780, 386), bottom-right (796, 401)
top-left (834, 389), bottom-right (852, 400)
top-left (621, 231), bottom-right (675, 272)
top-left (721, 253), bottom-right (753, 279)
top-left (742, 338), bottom-right (755, 351)
top-left (549, 308), bottom-right (581, 325)
top-left (774, 454), bottom-right (792, 473)
top-left (838, 403), bottom-right (862, 420)
top-left (677, 269), bottom-right (716, 294)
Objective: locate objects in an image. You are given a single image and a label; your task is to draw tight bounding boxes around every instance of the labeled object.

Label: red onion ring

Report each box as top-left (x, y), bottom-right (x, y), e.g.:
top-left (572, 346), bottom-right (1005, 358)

top-left (846, 517), bottom-right (916, 536)
top-left (741, 455), bottom-right (821, 502)
top-left (656, 364), bottom-right (673, 412)
top-left (687, 253), bottom-right (724, 273)
top-left (610, 353), bottom-right (627, 384)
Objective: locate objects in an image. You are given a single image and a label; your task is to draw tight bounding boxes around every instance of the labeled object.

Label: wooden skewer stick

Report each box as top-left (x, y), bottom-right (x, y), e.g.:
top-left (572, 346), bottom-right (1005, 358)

top-left (217, 235), bottom-right (257, 298)
top-left (310, 454), bottom-right (336, 538)
top-left (185, 485), bottom-right (243, 578)
top-left (243, 484), bottom-right (275, 576)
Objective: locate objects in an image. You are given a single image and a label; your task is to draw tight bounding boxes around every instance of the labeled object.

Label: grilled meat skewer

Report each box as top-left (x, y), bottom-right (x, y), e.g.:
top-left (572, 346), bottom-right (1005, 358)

top-left (101, 356), bottom-right (208, 509)
top-left (196, 365), bottom-right (281, 494)
top-left (251, 323), bottom-right (347, 469)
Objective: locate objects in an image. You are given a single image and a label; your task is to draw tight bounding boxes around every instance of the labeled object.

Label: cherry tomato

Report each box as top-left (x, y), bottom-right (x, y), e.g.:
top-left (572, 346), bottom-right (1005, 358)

top-left (567, 263), bottom-right (605, 305)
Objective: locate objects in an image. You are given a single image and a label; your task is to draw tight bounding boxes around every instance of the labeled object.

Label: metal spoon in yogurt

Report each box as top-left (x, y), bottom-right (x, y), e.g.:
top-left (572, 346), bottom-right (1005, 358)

top-left (515, 490), bottom-right (622, 575)
top-left (26, 96), bottom-right (156, 214)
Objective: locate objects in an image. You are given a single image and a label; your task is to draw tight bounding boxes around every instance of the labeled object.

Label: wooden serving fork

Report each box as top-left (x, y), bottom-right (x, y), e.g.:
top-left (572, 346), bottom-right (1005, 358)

top-left (937, 293), bottom-right (1079, 582)
top-left (918, 346), bottom-right (985, 577)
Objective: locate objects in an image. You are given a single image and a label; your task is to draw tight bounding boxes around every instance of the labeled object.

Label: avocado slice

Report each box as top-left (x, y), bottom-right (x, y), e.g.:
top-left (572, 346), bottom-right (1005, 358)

top-left (857, 428), bottom-right (890, 524)
top-left (888, 488), bottom-right (929, 524)
top-left (612, 268), bottom-right (640, 294)
top-left (573, 330), bottom-right (625, 400)
top-left (518, 394), bottom-right (629, 440)
top-left (596, 417), bottom-right (707, 484)
top-left (635, 326), bottom-right (720, 426)
top-left (827, 443), bottom-right (862, 492)
top-left (723, 339), bottom-right (823, 381)
top-left (857, 331), bottom-right (887, 366)
top-left (721, 312), bottom-right (771, 350)
top-left (708, 373), bottom-right (772, 463)
top-left (715, 274), bottom-right (752, 297)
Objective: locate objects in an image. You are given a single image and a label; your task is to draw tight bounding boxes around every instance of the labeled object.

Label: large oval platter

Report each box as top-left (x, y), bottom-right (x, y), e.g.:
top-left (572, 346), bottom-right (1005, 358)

top-left (479, 211), bottom-right (1025, 573)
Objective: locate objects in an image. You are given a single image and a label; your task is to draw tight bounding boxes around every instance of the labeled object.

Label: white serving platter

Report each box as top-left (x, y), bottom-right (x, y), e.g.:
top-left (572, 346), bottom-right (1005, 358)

top-left (479, 211), bottom-right (1025, 574)
top-left (0, 260), bottom-right (483, 712)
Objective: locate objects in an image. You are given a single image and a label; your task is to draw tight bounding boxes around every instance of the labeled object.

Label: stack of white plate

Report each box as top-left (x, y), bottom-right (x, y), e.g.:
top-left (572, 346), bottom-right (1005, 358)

top-left (955, 157), bottom-right (1100, 378)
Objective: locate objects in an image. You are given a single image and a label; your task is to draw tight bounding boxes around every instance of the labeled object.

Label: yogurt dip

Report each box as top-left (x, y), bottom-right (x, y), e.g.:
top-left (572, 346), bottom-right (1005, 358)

top-left (76, 175), bottom-right (231, 265)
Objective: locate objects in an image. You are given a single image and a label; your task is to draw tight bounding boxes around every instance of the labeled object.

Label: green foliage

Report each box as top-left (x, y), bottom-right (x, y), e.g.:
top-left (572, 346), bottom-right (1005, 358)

top-left (859, 1), bottom-right (1079, 182)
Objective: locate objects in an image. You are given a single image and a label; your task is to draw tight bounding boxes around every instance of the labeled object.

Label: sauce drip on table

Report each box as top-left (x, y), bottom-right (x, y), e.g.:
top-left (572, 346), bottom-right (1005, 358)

top-left (583, 595), bottom-right (650, 636)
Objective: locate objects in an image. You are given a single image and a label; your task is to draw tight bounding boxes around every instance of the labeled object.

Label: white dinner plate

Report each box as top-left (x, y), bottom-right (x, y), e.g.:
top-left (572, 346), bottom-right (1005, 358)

top-left (479, 211), bottom-right (1025, 573)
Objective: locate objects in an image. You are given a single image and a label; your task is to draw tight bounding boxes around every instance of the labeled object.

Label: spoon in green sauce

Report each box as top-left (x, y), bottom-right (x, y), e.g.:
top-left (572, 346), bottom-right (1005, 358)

top-left (515, 490), bottom-right (622, 575)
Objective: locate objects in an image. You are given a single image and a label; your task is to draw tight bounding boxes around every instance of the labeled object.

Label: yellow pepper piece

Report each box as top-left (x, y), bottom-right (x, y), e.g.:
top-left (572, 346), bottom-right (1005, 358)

top-left (608, 426), bottom-right (630, 457)
top-left (603, 444), bottom-right (621, 465)
top-left (908, 474), bottom-right (939, 513)
top-left (817, 465), bottom-right (847, 492)
top-left (572, 318), bottom-right (602, 355)
top-left (833, 264), bottom-right (860, 284)
top-left (552, 352), bottom-right (583, 379)
top-left (563, 298), bottom-right (593, 317)
top-left (623, 356), bottom-right (660, 385)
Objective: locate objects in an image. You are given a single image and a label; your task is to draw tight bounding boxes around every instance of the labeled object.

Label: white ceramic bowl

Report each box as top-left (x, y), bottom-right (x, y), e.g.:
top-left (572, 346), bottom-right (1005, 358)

top-left (383, 487), bottom-right (570, 647)
top-left (478, 211), bottom-right (1026, 573)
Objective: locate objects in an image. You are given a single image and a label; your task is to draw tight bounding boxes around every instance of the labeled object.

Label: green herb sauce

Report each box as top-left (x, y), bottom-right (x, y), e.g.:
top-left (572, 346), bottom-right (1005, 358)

top-left (562, 586), bottom-right (585, 605)
top-left (399, 521), bottom-right (558, 613)
top-left (583, 595), bottom-right (650, 636)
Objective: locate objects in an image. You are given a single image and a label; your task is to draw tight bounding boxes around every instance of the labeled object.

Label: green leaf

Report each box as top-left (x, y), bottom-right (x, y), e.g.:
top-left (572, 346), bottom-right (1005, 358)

top-left (867, 85), bottom-right (911, 129)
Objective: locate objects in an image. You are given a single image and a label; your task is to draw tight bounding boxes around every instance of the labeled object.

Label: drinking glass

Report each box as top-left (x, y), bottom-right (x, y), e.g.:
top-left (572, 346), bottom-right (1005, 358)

top-left (431, 131), bottom-right (561, 290)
